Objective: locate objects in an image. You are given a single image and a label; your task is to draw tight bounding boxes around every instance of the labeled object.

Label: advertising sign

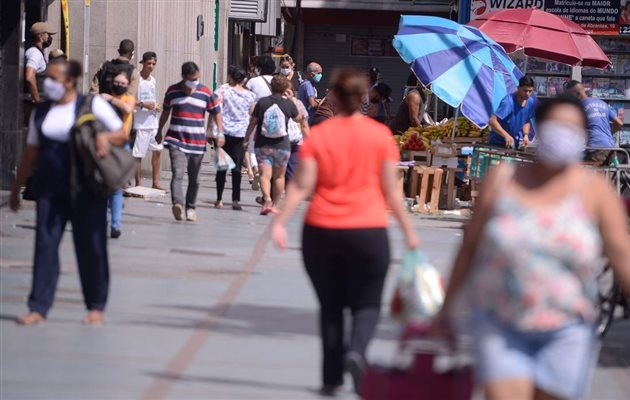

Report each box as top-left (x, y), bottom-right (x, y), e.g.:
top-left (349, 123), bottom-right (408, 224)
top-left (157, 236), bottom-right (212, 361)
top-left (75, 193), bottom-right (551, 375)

top-left (469, 0), bottom-right (630, 34)
top-left (350, 36), bottom-right (397, 57)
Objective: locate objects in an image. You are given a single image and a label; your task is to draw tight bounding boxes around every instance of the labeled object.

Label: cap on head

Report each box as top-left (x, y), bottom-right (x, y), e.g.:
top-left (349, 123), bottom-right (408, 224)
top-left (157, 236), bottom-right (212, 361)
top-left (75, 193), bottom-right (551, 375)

top-left (49, 49), bottom-right (65, 59)
top-left (373, 82), bottom-right (393, 102)
top-left (30, 22), bottom-right (57, 35)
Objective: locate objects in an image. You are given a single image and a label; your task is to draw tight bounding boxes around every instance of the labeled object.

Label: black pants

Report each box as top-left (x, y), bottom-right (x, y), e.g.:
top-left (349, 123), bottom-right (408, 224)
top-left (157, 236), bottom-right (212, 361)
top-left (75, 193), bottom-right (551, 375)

top-left (216, 135), bottom-right (245, 202)
top-left (285, 143), bottom-right (300, 183)
top-left (302, 224), bottom-right (390, 386)
top-left (28, 191), bottom-right (109, 316)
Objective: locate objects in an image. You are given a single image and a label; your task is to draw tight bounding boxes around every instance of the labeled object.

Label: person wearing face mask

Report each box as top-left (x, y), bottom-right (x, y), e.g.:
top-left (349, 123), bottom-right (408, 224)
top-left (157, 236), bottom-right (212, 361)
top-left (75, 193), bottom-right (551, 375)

top-left (100, 72), bottom-right (136, 239)
top-left (368, 82), bottom-right (393, 124)
top-left (24, 22), bottom-right (56, 124)
top-left (214, 65), bottom-right (257, 210)
top-left (279, 54), bottom-right (304, 92)
top-left (431, 96), bottom-right (630, 400)
top-left (298, 62), bottom-right (324, 121)
top-left (90, 39), bottom-right (139, 97)
top-left (488, 76), bottom-right (537, 149)
top-left (9, 59), bottom-right (126, 326)
top-left (157, 61), bottom-right (224, 222)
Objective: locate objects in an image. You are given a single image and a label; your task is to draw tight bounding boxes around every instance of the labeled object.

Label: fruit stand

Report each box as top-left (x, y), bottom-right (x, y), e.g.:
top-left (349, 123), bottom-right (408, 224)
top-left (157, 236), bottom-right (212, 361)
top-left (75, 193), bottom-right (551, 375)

top-left (394, 118), bottom-right (490, 212)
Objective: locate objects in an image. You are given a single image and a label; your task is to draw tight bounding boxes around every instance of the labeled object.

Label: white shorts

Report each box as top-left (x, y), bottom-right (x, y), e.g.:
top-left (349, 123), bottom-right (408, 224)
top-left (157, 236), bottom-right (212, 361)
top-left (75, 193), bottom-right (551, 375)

top-left (132, 129), bottom-right (163, 158)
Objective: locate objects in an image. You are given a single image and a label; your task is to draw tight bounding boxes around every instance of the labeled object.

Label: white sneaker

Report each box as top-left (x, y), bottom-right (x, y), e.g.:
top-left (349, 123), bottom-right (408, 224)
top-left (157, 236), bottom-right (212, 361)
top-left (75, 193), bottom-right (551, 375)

top-left (186, 209), bottom-right (197, 222)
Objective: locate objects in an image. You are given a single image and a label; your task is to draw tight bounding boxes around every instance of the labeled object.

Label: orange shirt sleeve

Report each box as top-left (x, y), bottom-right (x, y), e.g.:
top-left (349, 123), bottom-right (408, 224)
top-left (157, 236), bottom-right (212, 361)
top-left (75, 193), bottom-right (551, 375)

top-left (299, 127), bottom-right (319, 161)
top-left (382, 128), bottom-right (400, 162)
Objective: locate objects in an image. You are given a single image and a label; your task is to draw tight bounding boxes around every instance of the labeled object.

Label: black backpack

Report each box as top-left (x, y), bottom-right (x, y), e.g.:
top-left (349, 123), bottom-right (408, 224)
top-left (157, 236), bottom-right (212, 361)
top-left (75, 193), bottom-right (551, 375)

top-left (98, 59), bottom-right (135, 94)
top-left (70, 94), bottom-right (136, 196)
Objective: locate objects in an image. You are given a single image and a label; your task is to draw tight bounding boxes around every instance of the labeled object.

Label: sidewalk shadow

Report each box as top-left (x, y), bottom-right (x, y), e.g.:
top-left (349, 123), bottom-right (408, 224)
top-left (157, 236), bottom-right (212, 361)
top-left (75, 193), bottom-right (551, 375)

top-left (147, 372), bottom-right (314, 394)
top-left (121, 303), bottom-right (400, 341)
top-left (598, 319), bottom-right (630, 368)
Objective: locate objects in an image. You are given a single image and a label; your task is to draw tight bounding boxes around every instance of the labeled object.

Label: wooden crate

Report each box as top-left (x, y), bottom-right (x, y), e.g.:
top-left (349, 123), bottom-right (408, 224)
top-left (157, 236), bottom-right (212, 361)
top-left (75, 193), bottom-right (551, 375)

top-left (408, 166), bottom-right (444, 214)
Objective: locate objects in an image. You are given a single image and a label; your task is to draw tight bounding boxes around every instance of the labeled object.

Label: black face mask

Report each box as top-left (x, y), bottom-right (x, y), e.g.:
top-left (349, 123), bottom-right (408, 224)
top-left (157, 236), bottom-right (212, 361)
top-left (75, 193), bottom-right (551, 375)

top-left (112, 84), bottom-right (127, 95)
top-left (43, 36), bottom-right (53, 48)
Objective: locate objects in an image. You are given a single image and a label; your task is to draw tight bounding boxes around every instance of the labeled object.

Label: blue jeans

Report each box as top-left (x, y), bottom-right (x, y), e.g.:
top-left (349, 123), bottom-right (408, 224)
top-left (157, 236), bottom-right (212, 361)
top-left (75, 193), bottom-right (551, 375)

top-left (30, 192), bottom-right (109, 316)
top-left (108, 144), bottom-right (130, 230)
top-left (109, 189), bottom-right (123, 230)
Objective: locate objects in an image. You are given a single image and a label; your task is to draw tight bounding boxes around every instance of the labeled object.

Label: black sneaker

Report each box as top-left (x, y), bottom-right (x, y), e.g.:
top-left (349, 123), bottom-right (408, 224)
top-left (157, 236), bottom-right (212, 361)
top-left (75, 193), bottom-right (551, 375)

top-left (255, 196), bottom-right (265, 206)
top-left (110, 228), bottom-right (121, 239)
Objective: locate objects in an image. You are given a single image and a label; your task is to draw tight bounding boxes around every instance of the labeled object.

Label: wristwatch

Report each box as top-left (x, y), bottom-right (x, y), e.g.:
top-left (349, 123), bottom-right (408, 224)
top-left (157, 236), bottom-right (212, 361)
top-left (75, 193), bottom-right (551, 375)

top-left (139, 101), bottom-right (144, 110)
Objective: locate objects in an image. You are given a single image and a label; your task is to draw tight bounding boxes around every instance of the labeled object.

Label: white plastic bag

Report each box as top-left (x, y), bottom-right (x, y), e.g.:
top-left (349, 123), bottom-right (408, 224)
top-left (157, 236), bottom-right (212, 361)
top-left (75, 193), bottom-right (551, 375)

top-left (390, 250), bottom-right (444, 323)
top-left (215, 148), bottom-right (236, 171)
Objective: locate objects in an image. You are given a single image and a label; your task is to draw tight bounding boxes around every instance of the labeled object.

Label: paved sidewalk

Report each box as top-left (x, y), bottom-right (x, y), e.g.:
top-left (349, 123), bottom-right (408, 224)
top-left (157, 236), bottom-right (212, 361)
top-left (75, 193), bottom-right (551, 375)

top-left (1, 165), bottom-right (628, 399)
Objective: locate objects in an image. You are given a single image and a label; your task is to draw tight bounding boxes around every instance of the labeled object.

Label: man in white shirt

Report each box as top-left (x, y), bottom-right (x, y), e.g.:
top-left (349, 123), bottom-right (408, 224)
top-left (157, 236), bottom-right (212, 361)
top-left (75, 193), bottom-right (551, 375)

top-left (132, 52), bottom-right (164, 189)
top-left (24, 22), bottom-right (56, 123)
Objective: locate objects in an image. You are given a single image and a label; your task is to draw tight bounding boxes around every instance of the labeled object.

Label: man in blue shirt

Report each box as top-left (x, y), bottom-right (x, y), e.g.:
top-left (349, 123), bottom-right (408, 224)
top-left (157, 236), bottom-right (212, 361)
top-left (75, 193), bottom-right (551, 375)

top-left (488, 76), bottom-right (537, 149)
top-left (566, 80), bottom-right (623, 152)
top-left (298, 62), bottom-right (323, 120)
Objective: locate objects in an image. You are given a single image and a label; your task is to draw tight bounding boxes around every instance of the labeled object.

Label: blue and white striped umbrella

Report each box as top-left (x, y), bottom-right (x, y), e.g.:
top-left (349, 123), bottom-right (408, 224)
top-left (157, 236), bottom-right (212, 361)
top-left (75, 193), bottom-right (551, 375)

top-left (393, 15), bottom-right (524, 128)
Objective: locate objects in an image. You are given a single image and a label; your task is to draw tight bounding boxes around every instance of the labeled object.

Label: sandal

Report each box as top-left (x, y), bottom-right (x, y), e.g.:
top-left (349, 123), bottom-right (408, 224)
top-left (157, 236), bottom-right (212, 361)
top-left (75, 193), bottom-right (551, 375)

top-left (16, 312), bottom-right (45, 326)
top-left (214, 200), bottom-right (224, 209)
top-left (260, 200), bottom-right (274, 215)
top-left (82, 310), bottom-right (105, 325)
top-left (232, 201), bottom-right (243, 211)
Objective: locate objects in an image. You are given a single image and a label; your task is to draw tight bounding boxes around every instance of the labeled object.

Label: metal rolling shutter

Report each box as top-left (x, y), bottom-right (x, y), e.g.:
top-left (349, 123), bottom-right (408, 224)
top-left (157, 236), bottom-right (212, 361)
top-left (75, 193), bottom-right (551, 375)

top-left (229, 0), bottom-right (267, 21)
top-left (303, 24), bottom-right (413, 115)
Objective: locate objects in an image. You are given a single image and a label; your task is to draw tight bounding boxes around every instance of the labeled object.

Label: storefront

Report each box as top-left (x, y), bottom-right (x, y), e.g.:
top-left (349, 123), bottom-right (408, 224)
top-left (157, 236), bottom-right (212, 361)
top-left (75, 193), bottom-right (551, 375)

top-left (282, 0), bottom-right (454, 113)
top-left (0, 0), bottom-right (49, 190)
top-left (463, 1), bottom-right (630, 140)
top-left (228, 0), bottom-right (283, 69)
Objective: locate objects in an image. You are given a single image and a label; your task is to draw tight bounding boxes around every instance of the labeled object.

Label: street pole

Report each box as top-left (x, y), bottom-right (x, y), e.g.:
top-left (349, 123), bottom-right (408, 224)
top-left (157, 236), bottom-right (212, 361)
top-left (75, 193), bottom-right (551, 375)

top-left (83, 0), bottom-right (91, 93)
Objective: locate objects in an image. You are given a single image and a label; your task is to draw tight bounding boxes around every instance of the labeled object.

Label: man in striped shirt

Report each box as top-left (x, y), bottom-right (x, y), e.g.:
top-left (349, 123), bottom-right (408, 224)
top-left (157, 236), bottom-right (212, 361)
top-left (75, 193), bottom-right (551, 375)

top-left (156, 61), bottom-right (224, 222)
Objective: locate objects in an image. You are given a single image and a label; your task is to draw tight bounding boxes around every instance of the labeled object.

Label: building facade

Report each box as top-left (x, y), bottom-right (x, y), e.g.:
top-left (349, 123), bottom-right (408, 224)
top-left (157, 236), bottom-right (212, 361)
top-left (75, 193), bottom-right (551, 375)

top-left (1, 0), bottom-right (230, 189)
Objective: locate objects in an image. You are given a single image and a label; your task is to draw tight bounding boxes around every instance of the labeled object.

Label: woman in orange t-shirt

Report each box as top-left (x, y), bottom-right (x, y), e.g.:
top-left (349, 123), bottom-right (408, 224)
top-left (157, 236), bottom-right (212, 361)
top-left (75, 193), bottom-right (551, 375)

top-left (271, 69), bottom-right (420, 396)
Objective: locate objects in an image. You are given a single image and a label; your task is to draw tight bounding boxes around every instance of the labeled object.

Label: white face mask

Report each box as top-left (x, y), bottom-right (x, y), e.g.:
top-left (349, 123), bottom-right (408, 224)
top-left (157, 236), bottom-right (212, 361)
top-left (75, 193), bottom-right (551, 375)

top-left (43, 77), bottom-right (65, 101)
top-left (185, 79), bottom-right (199, 89)
top-left (536, 121), bottom-right (586, 167)
top-left (280, 67), bottom-right (292, 76)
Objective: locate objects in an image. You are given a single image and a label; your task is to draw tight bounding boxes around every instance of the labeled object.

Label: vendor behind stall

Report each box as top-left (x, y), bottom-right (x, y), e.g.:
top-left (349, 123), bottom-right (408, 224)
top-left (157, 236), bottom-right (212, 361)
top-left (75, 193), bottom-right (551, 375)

top-left (389, 74), bottom-right (426, 134)
top-left (565, 80), bottom-right (623, 163)
top-left (488, 76), bottom-right (537, 149)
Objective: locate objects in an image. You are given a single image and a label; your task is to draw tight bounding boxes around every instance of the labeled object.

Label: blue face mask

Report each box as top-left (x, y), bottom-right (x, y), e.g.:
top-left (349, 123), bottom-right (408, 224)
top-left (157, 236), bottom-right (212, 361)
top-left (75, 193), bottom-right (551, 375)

top-left (313, 73), bottom-right (322, 83)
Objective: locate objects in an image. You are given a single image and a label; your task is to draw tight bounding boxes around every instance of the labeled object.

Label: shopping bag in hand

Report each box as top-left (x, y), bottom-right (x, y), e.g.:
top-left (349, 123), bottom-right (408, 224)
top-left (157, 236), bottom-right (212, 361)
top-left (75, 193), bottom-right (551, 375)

top-left (215, 148), bottom-right (236, 171)
top-left (391, 250), bottom-right (444, 323)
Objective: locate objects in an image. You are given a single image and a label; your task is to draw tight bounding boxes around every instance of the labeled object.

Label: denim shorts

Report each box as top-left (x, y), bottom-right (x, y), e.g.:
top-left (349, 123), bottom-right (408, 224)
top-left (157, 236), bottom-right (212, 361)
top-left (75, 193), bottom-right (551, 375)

top-left (472, 311), bottom-right (600, 399)
top-left (254, 146), bottom-right (291, 168)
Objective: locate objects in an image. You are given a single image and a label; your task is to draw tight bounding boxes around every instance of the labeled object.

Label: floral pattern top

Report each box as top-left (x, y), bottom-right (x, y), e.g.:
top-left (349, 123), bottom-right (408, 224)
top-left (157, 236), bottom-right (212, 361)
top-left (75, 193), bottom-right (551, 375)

top-left (216, 84), bottom-right (256, 138)
top-left (471, 166), bottom-right (603, 331)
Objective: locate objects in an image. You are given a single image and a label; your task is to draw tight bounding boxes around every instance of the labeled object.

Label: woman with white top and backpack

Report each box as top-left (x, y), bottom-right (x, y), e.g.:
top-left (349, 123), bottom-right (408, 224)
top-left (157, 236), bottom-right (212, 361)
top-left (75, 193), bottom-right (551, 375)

top-left (243, 75), bottom-right (303, 215)
top-left (244, 56), bottom-right (277, 191)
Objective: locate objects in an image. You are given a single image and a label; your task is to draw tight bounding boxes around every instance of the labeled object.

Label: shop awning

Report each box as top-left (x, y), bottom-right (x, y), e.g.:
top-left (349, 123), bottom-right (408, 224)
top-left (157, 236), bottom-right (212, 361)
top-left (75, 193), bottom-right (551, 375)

top-left (283, 0), bottom-right (451, 12)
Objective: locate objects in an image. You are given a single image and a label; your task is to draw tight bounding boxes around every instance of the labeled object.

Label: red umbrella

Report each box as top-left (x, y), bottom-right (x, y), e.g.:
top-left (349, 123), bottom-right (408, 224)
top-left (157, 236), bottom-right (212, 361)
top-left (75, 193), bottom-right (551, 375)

top-left (468, 9), bottom-right (610, 69)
